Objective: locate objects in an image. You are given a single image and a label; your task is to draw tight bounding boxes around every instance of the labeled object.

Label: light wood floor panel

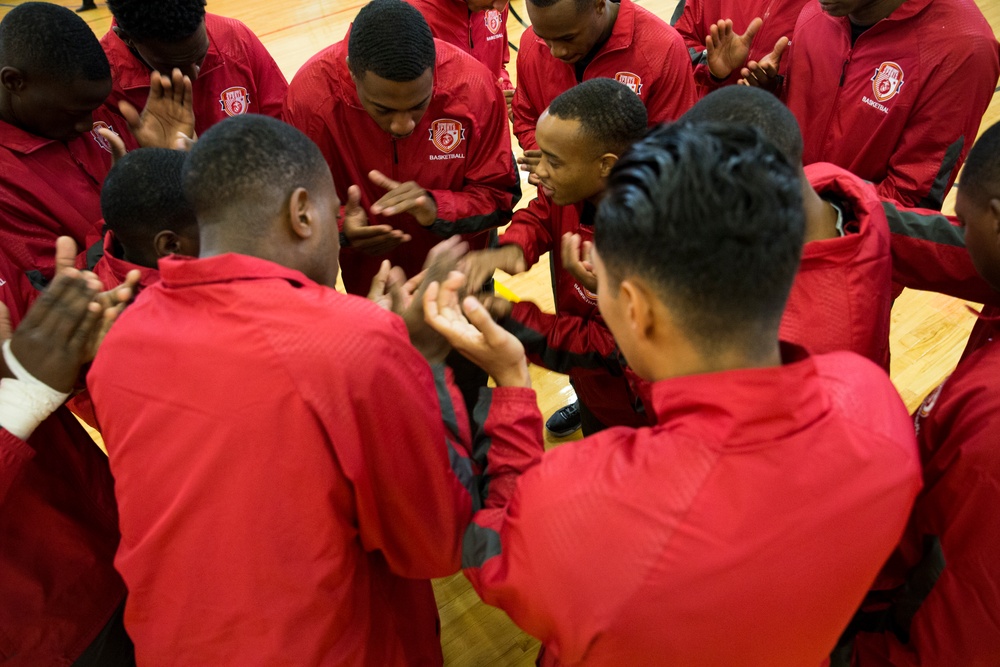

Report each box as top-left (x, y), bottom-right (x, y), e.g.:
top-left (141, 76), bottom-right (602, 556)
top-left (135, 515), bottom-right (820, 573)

top-left (4, 0), bottom-right (998, 664)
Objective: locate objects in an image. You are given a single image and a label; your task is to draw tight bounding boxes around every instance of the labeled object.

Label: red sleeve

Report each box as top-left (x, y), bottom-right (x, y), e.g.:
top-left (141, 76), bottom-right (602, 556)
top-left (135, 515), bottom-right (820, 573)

top-left (346, 323), bottom-right (474, 577)
top-left (512, 31), bottom-right (541, 151)
top-left (427, 84), bottom-right (517, 236)
top-left (883, 201), bottom-right (1000, 306)
top-left (499, 13), bottom-right (513, 90)
top-left (856, 365), bottom-right (1000, 664)
top-left (671, 0), bottom-right (706, 52)
top-left (875, 41), bottom-right (1000, 208)
top-left (505, 300), bottom-right (620, 375)
top-left (497, 194), bottom-right (556, 268)
top-left (0, 428), bottom-right (34, 508)
top-left (244, 26), bottom-right (289, 120)
top-left (640, 26), bottom-right (699, 124)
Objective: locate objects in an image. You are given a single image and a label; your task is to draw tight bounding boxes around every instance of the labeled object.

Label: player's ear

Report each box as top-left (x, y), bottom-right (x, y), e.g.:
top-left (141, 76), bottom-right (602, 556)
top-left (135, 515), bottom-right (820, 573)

top-left (599, 153), bottom-right (618, 178)
top-left (0, 66), bottom-right (25, 94)
top-left (287, 187), bottom-right (314, 240)
top-left (112, 26), bottom-right (134, 48)
top-left (153, 231), bottom-right (182, 258)
top-left (620, 278), bottom-right (655, 341)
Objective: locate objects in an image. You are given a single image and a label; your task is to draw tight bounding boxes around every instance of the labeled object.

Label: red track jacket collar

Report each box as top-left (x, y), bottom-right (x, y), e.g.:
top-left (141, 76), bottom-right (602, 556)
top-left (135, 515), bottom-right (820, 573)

top-left (648, 344), bottom-right (828, 431)
top-left (95, 231), bottom-right (161, 291)
top-left (157, 252), bottom-right (314, 289)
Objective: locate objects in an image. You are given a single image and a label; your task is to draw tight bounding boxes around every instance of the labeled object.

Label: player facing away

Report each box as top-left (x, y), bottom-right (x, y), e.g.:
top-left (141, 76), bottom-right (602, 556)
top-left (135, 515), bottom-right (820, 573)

top-left (423, 121), bottom-right (922, 666)
top-left (88, 115), bottom-right (482, 665)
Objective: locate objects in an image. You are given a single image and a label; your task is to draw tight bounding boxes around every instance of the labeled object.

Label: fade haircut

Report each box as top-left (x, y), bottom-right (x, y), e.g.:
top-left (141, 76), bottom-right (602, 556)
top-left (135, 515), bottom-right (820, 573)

top-left (0, 3), bottom-right (110, 82)
top-left (679, 86), bottom-right (804, 167)
top-left (596, 122), bottom-right (804, 353)
top-left (528, 0), bottom-right (595, 10)
top-left (548, 78), bottom-right (647, 156)
top-left (107, 0), bottom-right (206, 42)
top-left (183, 115), bottom-right (330, 232)
top-left (959, 120), bottom-right (1000, 206)
top-left (348, 0), bottom-right (435, 82)
top-left (101, 148), bottom-right (195, 246)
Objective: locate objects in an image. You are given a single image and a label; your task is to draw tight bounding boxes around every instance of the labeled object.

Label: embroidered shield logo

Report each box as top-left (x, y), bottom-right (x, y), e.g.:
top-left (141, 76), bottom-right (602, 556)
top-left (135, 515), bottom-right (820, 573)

top-left (90, 121), bottom-right (119, 154)
top-left (484, 9), bottom-right (502, 35)
top-left (614, 72), bottom-right (643, 95)
top-left (219, 86), bottom-right (250, 116)
top-left (429, 119), bottom-right (465, 154)
top-left (871, 62), bottom-right (904, 103)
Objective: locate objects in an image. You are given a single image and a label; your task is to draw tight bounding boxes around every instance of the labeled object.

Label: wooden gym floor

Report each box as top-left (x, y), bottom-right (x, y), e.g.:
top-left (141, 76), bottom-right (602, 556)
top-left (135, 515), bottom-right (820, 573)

top-left (2, 0), bottom-right (997, 663)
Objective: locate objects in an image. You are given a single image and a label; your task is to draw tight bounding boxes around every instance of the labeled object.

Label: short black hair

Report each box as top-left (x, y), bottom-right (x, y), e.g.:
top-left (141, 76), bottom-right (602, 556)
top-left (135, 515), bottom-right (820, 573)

top-left (959, 120), bottom-right (1000, 206)
top-left (596, 122), bottom-right (804, 352)
top-left (348, 0), bottom-right (435, 82)
top-left (548, 78), bottom-right (648, 155)
top-left (107, 0), bottom-right (206, 42)
top-left (528, 0), bottom-right (595, 11)
top-left (0, 2), bottom-right (110, 82)
top-left (183, 115), bottom-right (330, 232)
top-left (680, 86), bottom-right (804, 166)
top-left (102, 148), bottom-right (195, 248)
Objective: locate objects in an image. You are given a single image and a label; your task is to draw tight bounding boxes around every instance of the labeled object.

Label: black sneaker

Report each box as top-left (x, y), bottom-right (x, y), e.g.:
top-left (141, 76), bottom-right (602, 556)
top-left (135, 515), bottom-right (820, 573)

top-left (545, 400), bottom-right (581, 437)
top-left (76, 1), bottom-right (97, 11)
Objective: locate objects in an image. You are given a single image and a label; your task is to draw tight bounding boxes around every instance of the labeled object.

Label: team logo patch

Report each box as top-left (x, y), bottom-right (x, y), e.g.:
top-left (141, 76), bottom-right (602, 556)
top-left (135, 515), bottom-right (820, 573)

top-left (614, 72), bottom-right (643, 95)
top-left (871, 62), bottom-right (905, 103)
top-left (484, 9), bottom-right (502, 35)
top-left (429, 118), bottom-right (465, 154)
top-left (90, 121), bottom-right (119, 154)
top-left (219, 86), bottom-right (250, 116)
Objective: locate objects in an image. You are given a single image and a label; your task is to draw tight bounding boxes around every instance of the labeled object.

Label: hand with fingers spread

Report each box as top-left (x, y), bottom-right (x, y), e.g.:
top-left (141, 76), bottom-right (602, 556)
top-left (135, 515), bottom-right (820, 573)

top-left (739, 36), bottom-right (789, 91)
top-left (367, 259), bottom-right (425, 314)
top-left (423, 272), bottom-right (530, 388)
top-left (121, 67), bottom-right (196, 150)
top-left (343, 184), bottom-right (412, 256)
top-left (517, 150), bottom-right (542, 186)
top-left (460, 245), bottom-right (526, 295)
top-left (368, 170), bottom-right (438, 227)
top-left (561, 233), bottom-right (597, 293)
top-left (706, 17), bottom-right (763, 80)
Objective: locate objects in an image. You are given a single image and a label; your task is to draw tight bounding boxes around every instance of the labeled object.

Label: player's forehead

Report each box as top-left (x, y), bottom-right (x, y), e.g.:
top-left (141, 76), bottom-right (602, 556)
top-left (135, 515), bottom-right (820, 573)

top-left (527, 0), bottom-right (592, 40)
top-left (536, 112), bottom-right (589, 160)
top-left (356, 68), bottom-right (433, 110)
top-left (138, 21), bottom-right (209, 64)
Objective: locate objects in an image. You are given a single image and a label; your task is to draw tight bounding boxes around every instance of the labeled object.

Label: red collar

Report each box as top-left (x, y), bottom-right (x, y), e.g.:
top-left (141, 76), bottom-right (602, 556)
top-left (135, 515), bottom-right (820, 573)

top-left (157, 253), bottom-right (314, 290)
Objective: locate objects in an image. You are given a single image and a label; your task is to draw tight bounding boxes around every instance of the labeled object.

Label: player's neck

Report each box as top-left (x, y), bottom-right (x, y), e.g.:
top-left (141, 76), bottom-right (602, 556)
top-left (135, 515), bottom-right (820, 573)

top-left (849, 0), bottom-right (905, 26)
top-left (801, 176), bottom-right (840, 244)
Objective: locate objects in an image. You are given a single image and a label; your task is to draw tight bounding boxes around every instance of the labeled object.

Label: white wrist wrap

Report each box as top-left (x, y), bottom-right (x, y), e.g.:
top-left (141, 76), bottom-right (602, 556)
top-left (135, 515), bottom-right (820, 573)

top-left (0, 339), bottom-right (70, 440)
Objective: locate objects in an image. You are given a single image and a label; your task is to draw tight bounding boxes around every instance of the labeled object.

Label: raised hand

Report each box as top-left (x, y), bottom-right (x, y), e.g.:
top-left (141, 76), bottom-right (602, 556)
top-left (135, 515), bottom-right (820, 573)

top-left (121, 68), bottom-right (196, 150)
top-left (423, 272), bottom-right (530, 388)
top-left (369, 170), bottom-right (438, 227)
top-left (739, 36), bottom-right (789, 91)
top-left (516, 150), bottom-right (542, 186)
top-left (502, 84), bottom-right (515, 123)
top-left (343, 184), bottom-right (412, 256)
top-left (560, 233), bottom-right (597, 293)
top-left (6, 270), bottom-right (104, 393)
top-left (705, 17), bottom-right (763, 80)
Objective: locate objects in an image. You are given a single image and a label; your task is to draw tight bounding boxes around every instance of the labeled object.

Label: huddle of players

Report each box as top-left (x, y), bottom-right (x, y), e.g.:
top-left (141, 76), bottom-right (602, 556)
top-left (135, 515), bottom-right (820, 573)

top-left (1, 0), bottom-right (998, 664)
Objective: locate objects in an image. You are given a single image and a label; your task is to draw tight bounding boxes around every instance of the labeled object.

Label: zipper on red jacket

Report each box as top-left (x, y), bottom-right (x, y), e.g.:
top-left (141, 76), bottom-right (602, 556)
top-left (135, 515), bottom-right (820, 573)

top-left (839, 58), bottom-right (849, 87)
top-left (391, 138), bottom-right (399, 180)
top-left (468, 11), bottom-right (474, 49)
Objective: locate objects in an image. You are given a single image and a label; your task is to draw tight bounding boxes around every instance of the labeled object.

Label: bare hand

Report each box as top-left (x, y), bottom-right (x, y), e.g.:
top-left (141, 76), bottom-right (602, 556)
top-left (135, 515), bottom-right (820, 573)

top-left (460, 245), bottom-right (526, 295)
top-left (343, 184), bottom-right (412, 256)
top-left (122, 68), bottom-right (196, 149)
top-left (368, 259), bottom-right (425, 314)
top-left (424, 273), bottom-right (530, 388)
top-left (560, 233), bottom-right (597, 293)
top-left (369, 170), bottom-right (438, 227)
top-left (503, 85), bottom-right (515, 123)
top-left (705, 17), bottom-right (762, 80)
top-left (517, 149), bottom-right (542, 186)
top-left (479, 293), bottom-right (513, 320)
top-left (97, 127), bottom-right (128, 164)
top-left (6, 270), bottom-right (104, 392)
top-left (399, 236), bottom-right (469, 364)
top-left (739, 36), bottom-right (789, 90)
